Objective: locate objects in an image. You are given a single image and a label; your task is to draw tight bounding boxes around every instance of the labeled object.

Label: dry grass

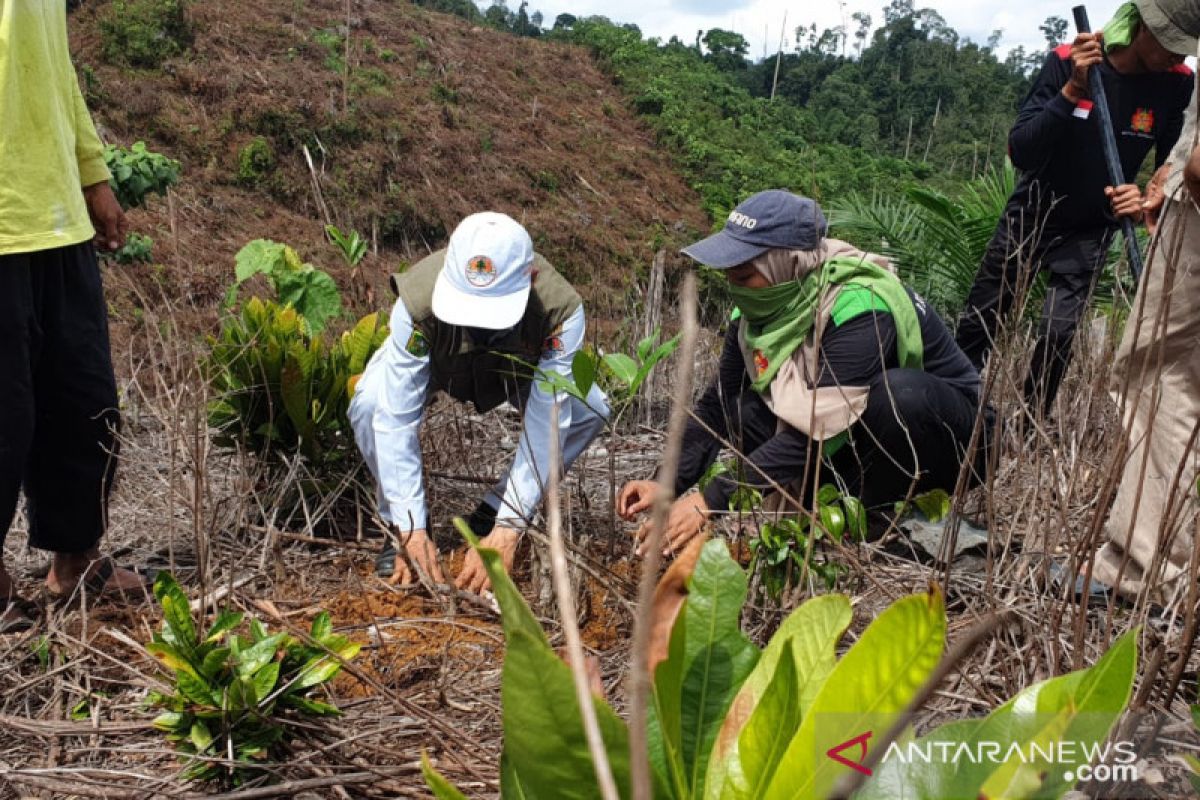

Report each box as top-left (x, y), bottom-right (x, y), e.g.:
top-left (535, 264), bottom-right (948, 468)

top-left (3, 269), bottom-right (1198, 798)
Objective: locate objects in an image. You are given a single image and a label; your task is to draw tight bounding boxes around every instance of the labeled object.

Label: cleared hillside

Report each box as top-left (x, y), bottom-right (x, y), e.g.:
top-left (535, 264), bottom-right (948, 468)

top-left (70, 0), bottom-right (709, 327)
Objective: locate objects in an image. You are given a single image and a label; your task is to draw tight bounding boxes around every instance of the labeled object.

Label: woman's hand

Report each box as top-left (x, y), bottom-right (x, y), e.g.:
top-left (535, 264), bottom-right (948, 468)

top-left (634, 494), bottom-right (710, 557)
top-left (617, 479), bottom-right (661, 521)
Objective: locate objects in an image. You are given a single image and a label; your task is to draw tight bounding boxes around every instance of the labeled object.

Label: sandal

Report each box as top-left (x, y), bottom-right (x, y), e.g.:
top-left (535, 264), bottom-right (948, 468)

top-left (0, 594), bottom-right (40, 634)
top-left (48, 557), bottom-right (157, 604)
top-left (375, 540), bottom-right (399, 579)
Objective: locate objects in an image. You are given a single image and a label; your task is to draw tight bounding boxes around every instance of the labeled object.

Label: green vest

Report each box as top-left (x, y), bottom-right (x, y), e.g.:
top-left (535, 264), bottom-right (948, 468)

top-left (391, 250), bottom-right (582, 413)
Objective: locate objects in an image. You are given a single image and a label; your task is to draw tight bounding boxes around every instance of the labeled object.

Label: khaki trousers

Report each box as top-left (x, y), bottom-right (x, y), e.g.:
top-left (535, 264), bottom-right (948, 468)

top-left (1093, 197), bottom-right (1200, 602)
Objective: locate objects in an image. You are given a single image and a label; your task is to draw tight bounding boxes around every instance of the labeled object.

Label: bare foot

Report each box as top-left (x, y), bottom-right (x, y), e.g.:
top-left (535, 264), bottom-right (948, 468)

top-left (46, 549), bottom-right (150, 599)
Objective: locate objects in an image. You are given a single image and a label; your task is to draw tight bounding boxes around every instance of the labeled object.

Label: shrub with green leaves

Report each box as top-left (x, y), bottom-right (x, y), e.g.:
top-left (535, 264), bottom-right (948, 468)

top-left (237, 137), bottom-right (276, 186)
top-left (207, 239), bottom-right (387, 471)
top-left (111, 231), bottom-right (155, 264)
top-left (225, 239), bottom-right (342, 333)
top-left (325, 224), bottom-right (367, 268)
top-left (425, 533), bottom-right (1137, 799)
top-left (747, 484), bottom-right (867, 599)
top-left (147, 573), bottom-right (359, 787)
top-left (104, 141), bottom-right (181, 210)
top-left (99, 0), bottom-right (192, 68)
top-left (206, 296), bottom-right (386, 467)
top-left (535, 328), bottom-right (680, 413)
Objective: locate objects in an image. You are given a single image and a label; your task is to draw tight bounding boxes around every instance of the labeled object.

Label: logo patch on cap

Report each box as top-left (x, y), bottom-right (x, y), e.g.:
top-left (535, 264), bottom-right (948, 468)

top-left (465, 255), bottom-right (498, 287)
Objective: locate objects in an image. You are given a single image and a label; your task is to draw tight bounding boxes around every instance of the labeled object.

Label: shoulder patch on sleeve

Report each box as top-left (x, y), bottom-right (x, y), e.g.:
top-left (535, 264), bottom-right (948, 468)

top-left (405, 329), bottom-right (430, 357)
top-left (1054, 43), bottom-right (1072, 60)
top-left (1171, 63), bottom-right (1194, 77)
top-left (542, 324), bottom-right (565, 359)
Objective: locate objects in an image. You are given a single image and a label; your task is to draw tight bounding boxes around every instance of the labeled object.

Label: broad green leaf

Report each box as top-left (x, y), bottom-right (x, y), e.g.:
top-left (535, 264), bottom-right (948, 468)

top-left (501, 749), bottom-right (532, 799)
top-left (459, 518), bottom-right (653, 798)
top-left (842, 497), bottom-right (868, 540)
top-left (857, 631), bottom-right (1137, 800)
top-left (228, 675), bottom-right (258, 710)
top-left (151, 711), bottom-right (185, 732)
top-left (294, 651), bottom-right (355, 690)
top-left (572, 349), bottom-right (598, 398)
top-left (501, 627), bottom-right (641, 799)
top-left (705, 594), bottom-right (852, 799)
top-left (205, 610), bottom-right (243, 643)
top-left (978, 704), bottom-right (1073, 799)
top-left (422, 752), bottom-right (470, 800)
top-left (235, 239), bottom-right (286, 284)
top-left (275, 267), bottom-right (342, 334)
top-left (177, 670), bottom-right (217, 707)
top-left (602, 352), bottom-right (638, 385)
top-left (252, 661), bottom-right (281, 702)
top-left (763, 590), bottom-right (946, 800)
top-left (147, 641), bottom-right (199, 678)
top-left (636, 332), bottom-right (656, 362)
top-left (282, 695), bottom-right (342, 716)
top-left (913, 489), bottom-right (951, 523)
top-left (343, 313), bottom-right (380, 375)
top-left (737, 641), bottom-right (803, 797)
top-left (189, 720), bottom-right (214, 752)
top-left (154, 573), bottom-right (198, 656)
top-left (454, 519), bottom-right (547, 647)
top-left (819, 504), bottom-right (846, 541)
top-left (200, 647), bottom-right (232, 679)
top-left (237, 633), bottom-right (286, 678)
top-left (653, 540), bottom-right (759, 798)
top-left (310, 611), bottom-right (334, 641)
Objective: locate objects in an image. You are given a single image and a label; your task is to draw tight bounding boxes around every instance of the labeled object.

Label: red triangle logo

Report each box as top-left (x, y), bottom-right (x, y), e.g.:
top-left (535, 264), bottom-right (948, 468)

top-left (826, 731), bottom-right (874, 776)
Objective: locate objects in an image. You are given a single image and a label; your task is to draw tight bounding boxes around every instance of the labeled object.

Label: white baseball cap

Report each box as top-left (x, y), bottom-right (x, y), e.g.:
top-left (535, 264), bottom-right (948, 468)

top-left (431, 212), bottom-right (534, 329)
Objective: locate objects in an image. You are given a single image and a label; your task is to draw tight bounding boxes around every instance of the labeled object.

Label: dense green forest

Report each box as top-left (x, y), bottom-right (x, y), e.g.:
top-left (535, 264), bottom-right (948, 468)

top-left (420, 0), bottom-right (1067, 217)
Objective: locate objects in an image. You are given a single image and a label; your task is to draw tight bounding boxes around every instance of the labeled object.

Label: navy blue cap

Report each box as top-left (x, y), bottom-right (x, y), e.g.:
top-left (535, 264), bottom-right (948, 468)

top-left (681, 190), bottom-right (828, 269)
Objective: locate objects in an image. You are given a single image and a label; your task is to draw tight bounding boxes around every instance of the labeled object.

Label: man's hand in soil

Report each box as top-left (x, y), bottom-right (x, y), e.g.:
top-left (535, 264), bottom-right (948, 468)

top-left (456, 526), bottom-right (519, 594)
top-left (389, 528), bottom-right (445, 585)
top-left (83, 181), bottom-right (127, 252)
top-left (1105, 183), bottom-right (1144, 222)
top-left (616, 479), bottom-right (662, 521)
top-left (1062, 32), bottom-right (1103, 103)
top-left (634, 493), bottom-right (709, 558)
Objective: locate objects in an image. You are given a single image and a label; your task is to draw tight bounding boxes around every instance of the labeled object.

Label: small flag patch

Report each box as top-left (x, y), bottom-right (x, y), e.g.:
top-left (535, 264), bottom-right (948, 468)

top-left (1073, 100), bottom-right (1093, 120)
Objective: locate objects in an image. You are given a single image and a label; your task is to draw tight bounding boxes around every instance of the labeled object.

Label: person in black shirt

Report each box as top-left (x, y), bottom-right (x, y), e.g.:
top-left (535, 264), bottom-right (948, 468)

top-left (617, 191), bottom-right (987, 554)
top-left (955, 0), bottom-right (1194, 416)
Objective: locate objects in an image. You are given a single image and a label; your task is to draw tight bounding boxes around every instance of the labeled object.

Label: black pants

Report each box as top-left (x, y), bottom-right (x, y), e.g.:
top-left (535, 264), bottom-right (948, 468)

top-left (0, 243), bottom-right (120, 553)
top-left (955, 217), bottom-right (1110, 415)
top-left (732, 369), bottom-right (985, 508)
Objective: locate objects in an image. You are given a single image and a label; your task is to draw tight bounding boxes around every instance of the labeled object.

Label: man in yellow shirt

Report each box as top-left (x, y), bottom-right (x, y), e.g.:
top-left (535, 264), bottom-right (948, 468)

top-left (1, 0), bottom-right (148, 632)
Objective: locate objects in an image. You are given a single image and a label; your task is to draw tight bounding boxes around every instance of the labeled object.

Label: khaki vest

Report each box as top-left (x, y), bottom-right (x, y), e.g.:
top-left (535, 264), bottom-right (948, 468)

top-left (391, 250), bottom-right (582, 413)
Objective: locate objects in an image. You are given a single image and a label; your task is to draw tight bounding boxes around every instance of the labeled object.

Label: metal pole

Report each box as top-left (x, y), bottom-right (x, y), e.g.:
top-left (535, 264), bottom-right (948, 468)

top-left (1072, 4), bottom-right (1145, 282)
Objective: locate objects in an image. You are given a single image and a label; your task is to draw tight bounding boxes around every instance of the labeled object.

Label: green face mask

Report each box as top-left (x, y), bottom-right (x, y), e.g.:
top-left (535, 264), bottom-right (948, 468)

top-left (726, 256), bottom-right (924, 392)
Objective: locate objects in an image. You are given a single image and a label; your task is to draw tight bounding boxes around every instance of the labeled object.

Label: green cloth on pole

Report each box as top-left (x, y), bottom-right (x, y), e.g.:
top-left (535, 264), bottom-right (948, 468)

top-left (1103, 2), bottom-right (1142, 51)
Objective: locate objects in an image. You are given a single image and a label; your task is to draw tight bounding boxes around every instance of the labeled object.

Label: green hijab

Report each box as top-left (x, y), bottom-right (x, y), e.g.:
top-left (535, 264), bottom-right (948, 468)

top-left (728, 252), bottom-right (924, 393)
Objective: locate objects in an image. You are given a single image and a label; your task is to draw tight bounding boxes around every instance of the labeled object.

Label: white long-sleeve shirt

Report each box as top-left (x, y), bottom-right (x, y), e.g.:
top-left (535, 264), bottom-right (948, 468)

top-left (351, 299), bottom-right (596, 531)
